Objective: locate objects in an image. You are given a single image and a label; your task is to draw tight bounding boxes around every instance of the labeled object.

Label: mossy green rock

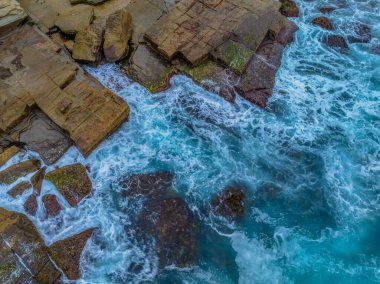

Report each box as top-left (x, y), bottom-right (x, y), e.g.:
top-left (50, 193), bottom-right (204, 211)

top-left (45, 163), bottom-right (92, 207)
top-left (0, 159), bottom-right (41, 184)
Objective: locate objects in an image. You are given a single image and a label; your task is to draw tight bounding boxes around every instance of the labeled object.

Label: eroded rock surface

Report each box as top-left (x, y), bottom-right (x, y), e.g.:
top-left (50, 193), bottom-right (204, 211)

top-left (42, 194), bottom-right (62, 218)
top-left (45, 163), bottom-right (92, 207)
top-left (72, 23), bottom-right (103, 62)
top-left (48, 229), bottom-right (94, 280)
top-left (0, 24), bottom-right (129, 157)
top-left (123, 0), bottom-right (298, 107)
top-left (55, 4), bottom-right (94, 35)
top-left (0, 208), bottom-right (62, 282)
top-left (7, 181), bottom-right (31, 197)
top-left (0, 0), bottom-right (27, 36)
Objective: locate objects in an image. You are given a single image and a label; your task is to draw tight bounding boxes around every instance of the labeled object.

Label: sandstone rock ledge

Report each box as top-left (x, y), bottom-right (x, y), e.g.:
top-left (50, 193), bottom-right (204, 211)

top-left (0, 24), bottom-right (130, 160)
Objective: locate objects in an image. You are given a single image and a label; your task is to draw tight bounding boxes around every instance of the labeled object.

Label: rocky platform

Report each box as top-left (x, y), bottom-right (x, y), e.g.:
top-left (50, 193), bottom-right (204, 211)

top-left (123, 0), bottom-right (298, 106)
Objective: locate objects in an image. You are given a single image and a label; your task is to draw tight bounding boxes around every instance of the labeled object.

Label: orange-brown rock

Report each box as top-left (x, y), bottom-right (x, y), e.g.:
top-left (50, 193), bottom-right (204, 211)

top-left (55, 4), bottom-right (94, 35)
top-left (211, 187), bottom-right (245, 219)
top-left (0, 159), bottom-right (40, 184)
top-left (48, 229), bottom-right (94, 280)
top-left (103, 8), bottom-right (132, 62)
top-left (72, 23), bottom-right (103, 62)
top-left (279, 0), bottom-right (299, 17)
top-left (0, 25), bottom-right (129, 157)
top-left (45, 163), bottom-right (92, 207)
top-left (0, 208), bottom-right (62, 282)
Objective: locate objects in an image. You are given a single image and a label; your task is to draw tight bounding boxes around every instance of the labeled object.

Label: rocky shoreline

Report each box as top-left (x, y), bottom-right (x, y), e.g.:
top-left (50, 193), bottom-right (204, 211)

top-left (0, 0), bottom-right (304, 281)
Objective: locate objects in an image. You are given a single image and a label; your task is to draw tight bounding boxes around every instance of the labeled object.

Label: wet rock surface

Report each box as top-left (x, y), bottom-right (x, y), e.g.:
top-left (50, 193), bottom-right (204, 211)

top-left (48, 229), bottom-right (94, 280)
top-left (323, 34), bottom-right (349, 50)
top-left (0, 208), bottom-right (62, 282)
top-left (279, 0), bottom-right (299, 17)
top-left (46, 163), bottom-right (92, 207)
top-left (0, 159), bottom-right (40, 184)
top-left (7, 181), bottom-right (31, 197)
top-left (211, 187), bottom-right (245, 220)
top-left (121, 172), bottom-right (198, 268)
top-left (42, 194), bottom-right (62, 218)
top-left (312, 16), bottom-right (334, 30)
top-left (0, 145), bottom-right (19, 166)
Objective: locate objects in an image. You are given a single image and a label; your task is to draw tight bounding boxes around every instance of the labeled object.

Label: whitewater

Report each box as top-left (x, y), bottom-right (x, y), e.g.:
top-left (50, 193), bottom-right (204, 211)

top-left (1, 0), bottom-right (379, 282)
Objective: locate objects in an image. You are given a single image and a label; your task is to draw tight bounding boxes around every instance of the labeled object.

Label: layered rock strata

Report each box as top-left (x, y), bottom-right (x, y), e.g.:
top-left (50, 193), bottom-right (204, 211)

top-left (0, 24), bottom-right (130, 159)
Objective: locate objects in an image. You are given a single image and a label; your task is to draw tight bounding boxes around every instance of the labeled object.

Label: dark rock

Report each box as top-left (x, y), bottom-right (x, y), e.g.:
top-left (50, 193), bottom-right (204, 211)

top-left (319, 6), bottom-right (336, 14)
top-left (45, 163), bottom-right (92, 207)
top-left (121, 172), bottom-right (173, 198)
top-left (0, 159), bottom-right (41, 184)
top-left (0, 208), bottom-right (62, 282)
top-left (211, 187), bottom-right (245, 220)
top-left (322, 34), bottom-right (349, 50)
top-left (279, 0), bottom-right (299, 17)
top-left (7, 181), bottom-right (31, 197)
top-left (49, 229), bottom-right (94, 280)
top-left (139, 197), bottom-right (198, 268)
top-left (42, 194), bottom-right (62, 217)
top-left (347, 22), bottom-right (372, 43)
top-left (122, 172), bottom-right (198, 268)
top-left (24, 194), bottom-right (38, 215)
top-left (312, 16), bottom-right (334, 30)
top-left (0, 66), bottom-right (12, 79)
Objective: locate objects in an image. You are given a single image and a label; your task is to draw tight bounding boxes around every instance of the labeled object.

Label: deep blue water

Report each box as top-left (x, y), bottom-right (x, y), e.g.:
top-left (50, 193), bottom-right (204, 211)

top-left (0, 0), bottom-right (379, 282)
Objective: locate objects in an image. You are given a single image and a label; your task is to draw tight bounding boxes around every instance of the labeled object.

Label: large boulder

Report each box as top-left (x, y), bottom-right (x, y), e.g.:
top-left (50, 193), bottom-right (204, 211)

top-left (0, 208), bottom-right (62, 282)
top-left (45, 163), bottom-right (92, 207)
top-left (103, 8), bottom-right (132, 62)
top-left (0, 0), bottom-right (27, 36)
top-left (121, 172), bottom-right (198, 268)
top-left (211, 187), bottom-right (245, 220)
top-left (55, 4), bottom-right (94, 35)
top-left (0, 159), bottom-right (41, 184)
top-left (72, 23), bottom-right (103, 63)
top-left (48, 229), bottom-right (94, 280)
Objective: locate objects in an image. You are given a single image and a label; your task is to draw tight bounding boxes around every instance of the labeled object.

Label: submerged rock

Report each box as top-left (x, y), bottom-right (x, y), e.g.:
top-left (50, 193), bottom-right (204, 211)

top-left (0, 145), bottom-right (19, 166)
top-left (48, 229), bottom-right (94, 280)
top-left (55, 4), bottom-right (94, 35)
top-left (42, 194), bottom-right (62, 217)
top-left (319, 6), bottom-right (336, 14)
top-left (122, 172), bottom-right (198, 268)
top-left (312, 16), bottom-right (334, 30)
top-left (0, 208), bottom-right (62, 282)
top-left (0, 159), bottom-right (40, 184)
top-left (7, 181), bottom-right (31, 197)
top-left (103, 8), bottom-right (132, 62)
top-left (346, 22), bottom-right (372, 43)
top-left (279, 0), bottom-right (299, 17)
top-left (45, 163), bottom-right (92, 207)
top-left (72, 23), bottom-right (103, 63)
top-left (323, 34), bottom-right (349, 50)
top-left (211, 187), bottom-right (245, 220)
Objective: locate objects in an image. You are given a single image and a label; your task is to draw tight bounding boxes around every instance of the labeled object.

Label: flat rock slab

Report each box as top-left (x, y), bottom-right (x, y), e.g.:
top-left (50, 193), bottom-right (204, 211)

top-left (0, 25), bottom-right (130, 157)
top-left (48, 229), bottom-right (94, 280)
top-left (55, 4), bottom-right (94, 35)
top-left (0, 159), bottom-right (40, 184)
top-left (124, 0), bottom-right (298, 107)
top-left (0, 208), bottom-right (62, 282)
top-left (45, 163), bottom-right (92, 207)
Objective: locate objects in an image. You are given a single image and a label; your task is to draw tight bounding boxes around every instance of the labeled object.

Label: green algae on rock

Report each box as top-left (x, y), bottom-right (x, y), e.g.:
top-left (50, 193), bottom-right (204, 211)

top-left (45, 163), bottom-right (92, 207)
top-left (0, 159), bottom-right (41, 184)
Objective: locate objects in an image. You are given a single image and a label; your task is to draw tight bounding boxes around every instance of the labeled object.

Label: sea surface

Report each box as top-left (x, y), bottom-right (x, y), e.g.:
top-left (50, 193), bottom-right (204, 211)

top-left (1, 0), bottom-right (379, 283)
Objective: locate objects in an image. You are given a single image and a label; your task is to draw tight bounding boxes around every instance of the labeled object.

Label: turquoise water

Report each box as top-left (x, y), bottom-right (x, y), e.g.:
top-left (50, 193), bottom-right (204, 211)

top-left (1, 0), bottom-right (380, 282)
